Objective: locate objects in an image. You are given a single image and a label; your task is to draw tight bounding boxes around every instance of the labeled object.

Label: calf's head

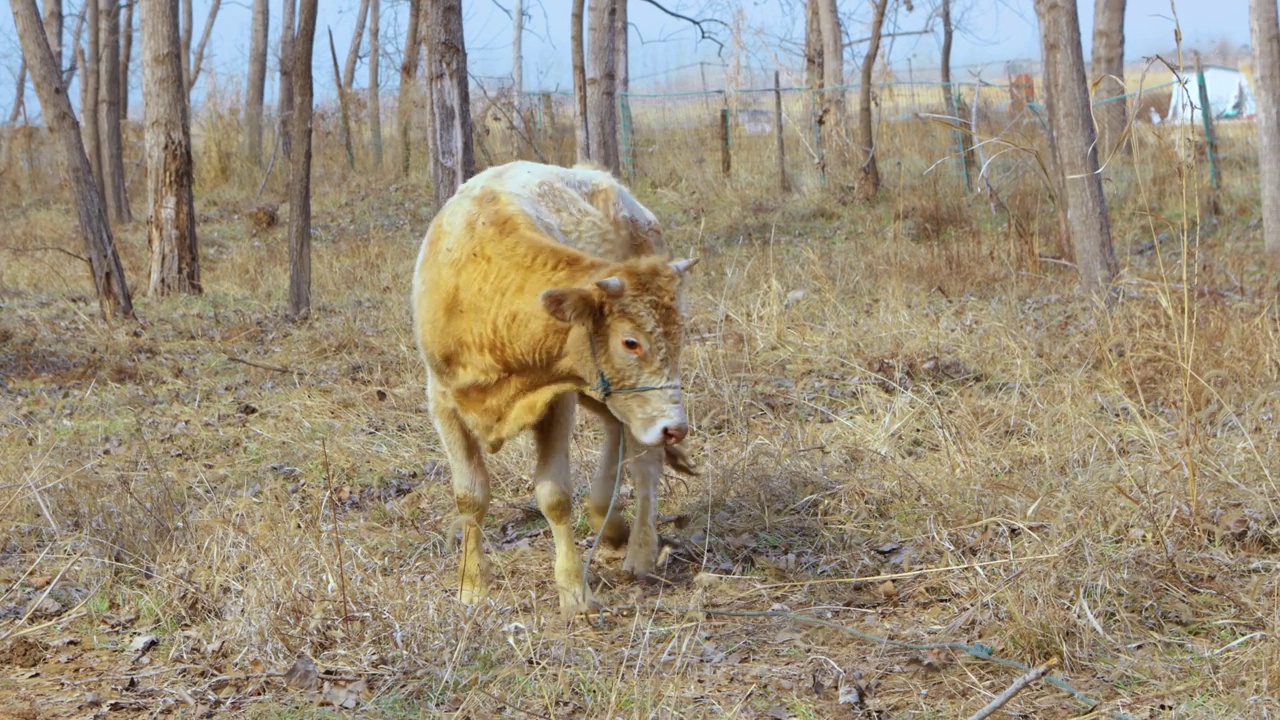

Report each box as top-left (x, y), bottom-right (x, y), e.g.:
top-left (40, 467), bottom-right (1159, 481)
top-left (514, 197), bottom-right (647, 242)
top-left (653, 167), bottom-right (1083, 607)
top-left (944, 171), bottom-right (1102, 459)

top-left (541, 256), bottom-right (698, 447)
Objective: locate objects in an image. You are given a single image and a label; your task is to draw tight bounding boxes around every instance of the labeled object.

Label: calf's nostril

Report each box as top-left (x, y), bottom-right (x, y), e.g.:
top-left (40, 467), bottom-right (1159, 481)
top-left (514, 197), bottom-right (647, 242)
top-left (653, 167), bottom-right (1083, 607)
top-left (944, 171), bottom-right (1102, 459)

top-left (662, 423), bottom-right (688, 444)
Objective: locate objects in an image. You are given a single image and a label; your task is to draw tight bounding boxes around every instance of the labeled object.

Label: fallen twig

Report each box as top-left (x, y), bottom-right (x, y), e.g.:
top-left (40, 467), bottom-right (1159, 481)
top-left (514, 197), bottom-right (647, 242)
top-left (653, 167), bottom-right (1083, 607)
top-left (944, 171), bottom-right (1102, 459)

top-left (224, 354), bottom-right (297, 375)
top-left (967, 660), bottom-right (1056, 720)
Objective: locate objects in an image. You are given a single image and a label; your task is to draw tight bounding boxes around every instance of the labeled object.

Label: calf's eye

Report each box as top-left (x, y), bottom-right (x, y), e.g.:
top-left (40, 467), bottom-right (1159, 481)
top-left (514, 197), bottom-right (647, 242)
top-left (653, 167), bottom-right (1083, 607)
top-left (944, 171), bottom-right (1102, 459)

top-left (622, 337), bottom-right (642, 354)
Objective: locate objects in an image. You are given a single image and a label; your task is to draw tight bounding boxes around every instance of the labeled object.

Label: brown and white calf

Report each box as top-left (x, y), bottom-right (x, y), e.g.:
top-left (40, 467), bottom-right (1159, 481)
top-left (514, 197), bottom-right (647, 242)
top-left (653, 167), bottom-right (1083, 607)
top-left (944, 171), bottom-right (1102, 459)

top-left (411, 160), bottom-right (698, 617)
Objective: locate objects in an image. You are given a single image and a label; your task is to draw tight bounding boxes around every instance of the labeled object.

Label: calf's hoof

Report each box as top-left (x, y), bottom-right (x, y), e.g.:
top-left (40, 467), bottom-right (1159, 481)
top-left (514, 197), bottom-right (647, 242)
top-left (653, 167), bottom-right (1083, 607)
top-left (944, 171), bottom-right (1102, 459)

top-left (622, 549), bottom-right (658, 582)
top-left (458, 579), bottom-right (489, 605)
top-left (557, 584), bottom-right (599, 622)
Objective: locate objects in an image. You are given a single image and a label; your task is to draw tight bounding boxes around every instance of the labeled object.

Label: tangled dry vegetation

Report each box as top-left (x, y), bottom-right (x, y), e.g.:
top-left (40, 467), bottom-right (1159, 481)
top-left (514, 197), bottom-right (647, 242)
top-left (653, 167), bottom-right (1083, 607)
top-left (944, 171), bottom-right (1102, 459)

top-left (2, 102), bottom-right (1280, 719)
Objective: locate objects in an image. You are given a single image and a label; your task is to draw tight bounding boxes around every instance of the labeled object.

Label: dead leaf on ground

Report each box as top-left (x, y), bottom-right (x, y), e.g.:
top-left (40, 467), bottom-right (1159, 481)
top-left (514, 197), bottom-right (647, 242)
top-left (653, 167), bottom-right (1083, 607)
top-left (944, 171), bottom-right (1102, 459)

top-left (906, 648), bottom-right (949, 673)
top-left (127, 634), bottom-right (158, 655)
top-left (762, 705), bottom-right (794, 720)
top-left (771, 627), bottom-right (806, 644)
top-left (322, 678), bottom-right (368, 709)
top-left (283, 654), bottom-right (320, 691)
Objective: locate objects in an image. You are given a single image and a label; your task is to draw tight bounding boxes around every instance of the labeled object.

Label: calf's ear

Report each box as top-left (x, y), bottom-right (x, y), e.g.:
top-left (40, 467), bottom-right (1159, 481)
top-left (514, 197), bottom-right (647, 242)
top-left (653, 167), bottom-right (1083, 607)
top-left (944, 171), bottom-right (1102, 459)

top-left (541, 287), bottom-right (599, 323)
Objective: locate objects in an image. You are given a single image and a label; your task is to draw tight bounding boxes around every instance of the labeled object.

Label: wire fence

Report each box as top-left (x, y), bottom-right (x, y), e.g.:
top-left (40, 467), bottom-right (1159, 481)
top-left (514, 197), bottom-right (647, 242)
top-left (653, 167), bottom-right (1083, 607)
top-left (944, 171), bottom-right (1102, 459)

top-left (0, 66), bottom-right (1259, 216)
top-left (460, 68), bottom-right (1254, 210)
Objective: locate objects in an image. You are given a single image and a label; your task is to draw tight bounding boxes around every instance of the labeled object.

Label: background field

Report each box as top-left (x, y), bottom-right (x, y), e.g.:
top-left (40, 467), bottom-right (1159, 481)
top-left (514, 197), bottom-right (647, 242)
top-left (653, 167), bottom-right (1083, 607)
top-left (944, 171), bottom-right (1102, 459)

top-left (2, 62), bottom-right (1279, 719)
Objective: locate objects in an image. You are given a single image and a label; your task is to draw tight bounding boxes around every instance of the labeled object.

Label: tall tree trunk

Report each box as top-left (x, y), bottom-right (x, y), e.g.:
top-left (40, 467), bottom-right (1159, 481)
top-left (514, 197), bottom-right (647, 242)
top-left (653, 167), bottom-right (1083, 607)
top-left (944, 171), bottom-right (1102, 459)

top-left (1091, 0), bottom-right (1127, 161)
top-left (804, 0), bottom-right (822, 90)
top-left (120, 0), bottom-right (133, 121)
top-left (83, 0), bottom-right (102, 188)
top-left (572, 0), bottom-right (589, 162)
top-left (614, 0), bottom-right (626, 96)
top-left (616, 0), bottom-right (632, 173)
top-left (424, 0), bottom-right (475, 210)
top-left (368, 0), bottom-right (382, 167)
top-left (1035, 0), bottom-right (1117, 293)
top-left (1251, 0), bottom-right (1280, 257)
top-left (181, 0), bottom-right (192, 89)
top-left (10, 0), bottom-right (134, 321)
top-left (817, 0), bottom-right (843, 121)
top-left (289, 0), bottom-right (319, 320)
top-left (278, 0), bottom-right (296, 160)
top-left (327, 28), bottom-right (355, 169)
top-left (245, 0), bottom-right (269, 163)
top-left (396, 0), bottom-right (421, 175)
top-left (343, 0), bottom-right (371, 90)
top-left (99, 0), bottom-right (131, 223)
top-left (142, 0), bottom-right (200, 295)
top-left (513, 0), bottom-right (524, 96)
top-left (186, 0), bottom-right (220, 95)
top-left (858, 0), bottom-right (888, 197)
top-left (586, 0), bottom-right (618, 174)
top-left (43, 0), bottom-right (63, 75)
top-left (939, 0), bottom-right (973, 185)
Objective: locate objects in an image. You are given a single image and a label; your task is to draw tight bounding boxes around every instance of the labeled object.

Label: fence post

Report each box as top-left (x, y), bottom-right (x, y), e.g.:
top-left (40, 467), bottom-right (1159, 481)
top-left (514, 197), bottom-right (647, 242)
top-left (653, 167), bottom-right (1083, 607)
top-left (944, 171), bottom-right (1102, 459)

top-left (719, 100), bottom-right (731, 178)
top-left (774, 70), bottom-right (788, 192)
top-left (1194, 53), bottom-right (1222, 197)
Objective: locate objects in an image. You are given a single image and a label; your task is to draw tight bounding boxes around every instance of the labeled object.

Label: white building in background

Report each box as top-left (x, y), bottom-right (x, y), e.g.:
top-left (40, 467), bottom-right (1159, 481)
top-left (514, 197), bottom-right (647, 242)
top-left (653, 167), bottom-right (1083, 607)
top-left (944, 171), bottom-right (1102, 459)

top-left (1164, 64), bottom-right (1257, 125)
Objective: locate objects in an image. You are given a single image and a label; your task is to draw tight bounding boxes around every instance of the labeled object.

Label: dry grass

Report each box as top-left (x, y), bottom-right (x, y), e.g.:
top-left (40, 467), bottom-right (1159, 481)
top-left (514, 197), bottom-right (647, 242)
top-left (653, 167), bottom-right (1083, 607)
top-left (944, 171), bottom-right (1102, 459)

top-left (2, 85), bottom-right (1279, 720)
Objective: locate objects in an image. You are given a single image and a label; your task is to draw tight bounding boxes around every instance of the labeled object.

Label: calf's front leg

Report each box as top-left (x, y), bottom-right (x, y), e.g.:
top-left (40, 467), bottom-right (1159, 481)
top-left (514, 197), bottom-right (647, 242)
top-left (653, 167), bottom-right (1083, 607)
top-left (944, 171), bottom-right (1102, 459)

top-left (533, 394), bottom-right (594, 619)
top-left (429, 388), bottom-right (493, 605)
top-left (622, 439), bottom-right (664, 580)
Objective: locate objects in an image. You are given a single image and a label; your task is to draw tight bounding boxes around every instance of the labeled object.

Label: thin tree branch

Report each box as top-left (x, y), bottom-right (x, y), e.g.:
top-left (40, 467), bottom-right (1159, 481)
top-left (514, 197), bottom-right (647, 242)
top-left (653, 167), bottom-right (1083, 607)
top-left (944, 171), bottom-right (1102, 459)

top-left (636, 0), bottom-right (727, 54)
top-left (966, 661), bottom-right (1056, 720)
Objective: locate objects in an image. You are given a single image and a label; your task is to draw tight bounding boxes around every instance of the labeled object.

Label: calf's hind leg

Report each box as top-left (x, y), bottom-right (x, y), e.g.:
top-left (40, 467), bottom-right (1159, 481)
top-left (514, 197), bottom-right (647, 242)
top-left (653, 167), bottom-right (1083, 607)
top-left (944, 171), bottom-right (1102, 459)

top-left (428, 384), bottom-right (493, 605)
top-left (533, 393), bottom-right (594, 618)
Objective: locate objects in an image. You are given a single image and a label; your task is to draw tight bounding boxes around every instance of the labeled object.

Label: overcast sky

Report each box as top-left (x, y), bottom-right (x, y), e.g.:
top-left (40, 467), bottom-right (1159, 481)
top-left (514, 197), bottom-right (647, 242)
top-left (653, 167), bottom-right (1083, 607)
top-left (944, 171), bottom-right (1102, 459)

top-left (0, 0), bottom-right (1256, 119)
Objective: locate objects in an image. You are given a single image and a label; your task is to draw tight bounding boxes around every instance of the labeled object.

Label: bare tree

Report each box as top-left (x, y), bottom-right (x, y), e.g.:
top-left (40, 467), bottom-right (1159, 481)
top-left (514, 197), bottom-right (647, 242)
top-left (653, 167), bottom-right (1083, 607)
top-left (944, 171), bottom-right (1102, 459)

top-left (187, 0), bottom-right (220, 95)
top-left (804, 0), bottom-right (822, 90)
top-left (100, 0), bottom-right (131, 223)
top-left (817, 0), bottom-right (843, 120)
top-left (11, 0), bottom-right (135, 321)
top-left (141, 0), bottom-right (200, 295)
top-left (572, 0), bottom-right (590, 162)
top-left (513, 0), bottom-right (524, 97)
top-left (1251, 0), bottom-right (1280, 257)
top-left (43, 0), bottom-right (63, 74)
top-left (857, 0), bottom-right (889, 196)
top-left (424, 0), bottom-right (476, 209)
top-left (120, 0), bottom-right (134, 120)
top-left (343, 0), bottom-right (371, 90)
top-left (1034, 0), bottom-right (1117, 292)
top-left (396, 0), bottom-right (421, 174)
top-left (83, 0), bottom-right (102, 187)
top-left (939, 0), bottom-right (973, 184)
top-left (587, 0), bottom-right (619, 174)
top-left (1091, 0), bottom-right (1127, 160)
top-left (181, 0), bottom-right (192, 86)
top-left (368, 0), bottom-right (382, 167)
top-left (615, 0), bottom-right (627, 96)
top-left (245, 0), bottom-right (270, 162)
top-left (616, 0), bottom-right (632, 172)
top-left (326, 28), bottom-right (355, 169)
top-left (5, 62), bottom-right (25, 125)
top-left (278, 0), bottom-right (296, 160)
top-left (289, 0), bottom-right (319, 320)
